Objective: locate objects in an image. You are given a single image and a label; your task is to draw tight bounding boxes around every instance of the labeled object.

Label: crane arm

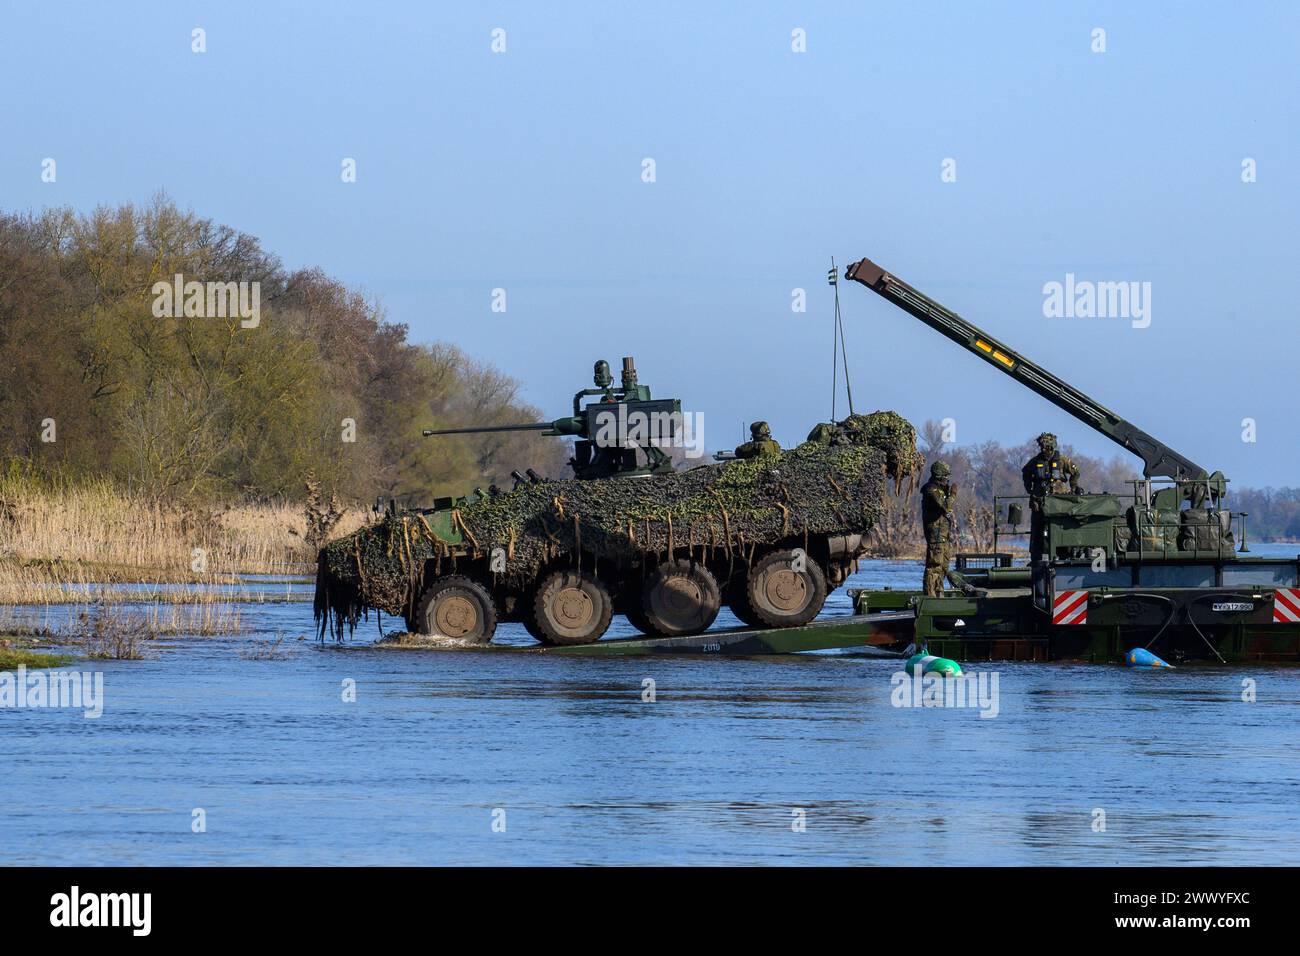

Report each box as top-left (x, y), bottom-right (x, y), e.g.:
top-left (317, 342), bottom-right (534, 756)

top-left (844, 256), bottom-right (1207, 481)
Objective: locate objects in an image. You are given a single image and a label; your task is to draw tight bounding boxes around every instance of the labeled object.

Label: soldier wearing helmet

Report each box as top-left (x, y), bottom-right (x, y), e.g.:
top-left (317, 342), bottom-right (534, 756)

top-left (920, 460), bottom-right (956, 596)
top-left (802, 413), bottom-right (872, 448)
top-left (1021, 432), bottom-right (1081, 560)
top-left (734, 420), bottom-right (782, 460)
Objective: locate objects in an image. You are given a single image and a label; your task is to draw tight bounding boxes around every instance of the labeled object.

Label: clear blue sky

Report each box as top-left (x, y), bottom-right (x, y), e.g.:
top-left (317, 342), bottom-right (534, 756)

top-left (3, 1), bottom-right (1296, 486)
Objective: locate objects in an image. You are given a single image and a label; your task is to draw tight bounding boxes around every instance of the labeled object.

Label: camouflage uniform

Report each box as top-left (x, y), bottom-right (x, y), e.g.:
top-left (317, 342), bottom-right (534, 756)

top-left (804, 421), bottom-right (837, 446)
top-left (920, 461), bottom-right (955, 597)
top-left (1021, 432), bottom-right (1081, 561)
top-left (735, 421), bottom-right (781, 460)
top-left (803, 414), bottom-right (869, 448)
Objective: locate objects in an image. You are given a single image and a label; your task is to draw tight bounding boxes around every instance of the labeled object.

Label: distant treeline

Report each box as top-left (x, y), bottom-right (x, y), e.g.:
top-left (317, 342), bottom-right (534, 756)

top-left (0, 198), bottom-right (565, 503)
top-left (4, 198), bottom-right (1296, 542)
top-left (1228, 487), bottom-right (1300, 542)
top-left (867, 420), bottom-right (1299, 553)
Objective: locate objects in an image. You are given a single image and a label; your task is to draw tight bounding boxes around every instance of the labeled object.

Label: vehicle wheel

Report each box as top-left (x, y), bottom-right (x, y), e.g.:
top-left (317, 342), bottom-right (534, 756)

top-left (532, 570), bottom-right (613, 646)
top-left (520, 608), bottom-right (549, 644)
top-left (413, 575), bottom-right (497, 643)
top-left (745, 549), bottom-right (827, 628)
top-left (640, 560), bottom-right (721, 637)
top-left (623, 594), bottom-right (654, 635)
top-left (725, 577), bottom-right (764, 628)
top-left (514, 587), bottom-right (550, 643)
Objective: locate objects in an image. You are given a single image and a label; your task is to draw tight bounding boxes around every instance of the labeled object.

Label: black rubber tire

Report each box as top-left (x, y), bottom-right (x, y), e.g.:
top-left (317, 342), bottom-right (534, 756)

top-left (623, 595), bottom-right (655, 635)
top-left (745, 549), bottom-right (827, 629)
top-left (640, 560), bottom-right (722, 637)
top-left (520, 607), bottom-right (549, 644)
top-left (413, 575), bottom-right (497, 643)
top-left (532, 570), bottom-right (613, 646)
top-left (723, 576), bottom-right (764, 628)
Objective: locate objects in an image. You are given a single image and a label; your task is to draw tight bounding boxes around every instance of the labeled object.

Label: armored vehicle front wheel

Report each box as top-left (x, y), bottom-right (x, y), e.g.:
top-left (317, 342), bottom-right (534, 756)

top-left (413, 575), bottom-right (498, 643)
top-left (532, 570), bottom-right (613, 646)
top-left (640, 560), bottom-right (721, 637)
top-left (745, 550), bottom-right (827, 629)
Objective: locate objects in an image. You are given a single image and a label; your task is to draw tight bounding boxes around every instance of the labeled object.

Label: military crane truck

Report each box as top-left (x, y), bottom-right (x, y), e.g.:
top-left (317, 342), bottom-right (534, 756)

top-left (843, 255), bottom-right (1300, 663)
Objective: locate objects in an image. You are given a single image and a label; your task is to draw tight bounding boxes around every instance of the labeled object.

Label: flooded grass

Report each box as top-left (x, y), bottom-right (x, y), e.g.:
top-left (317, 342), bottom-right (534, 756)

top-left (0, 601), bottom-right (244, 662)
top-left (239, 632), bottom-right (306, 660)
top-left (42, 605), bottom-right (161, 659)
top-left (0, 644), bottom-right (78, 669)
top-left (122, 603), bottom-right (244, 637)
top-left (0, 566), bottom-right (312, 605)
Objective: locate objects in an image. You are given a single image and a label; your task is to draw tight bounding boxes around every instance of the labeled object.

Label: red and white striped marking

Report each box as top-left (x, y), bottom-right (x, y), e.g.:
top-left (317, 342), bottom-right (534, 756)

top-left (1052, 589), bottom-right (1089, 625)
top-left (1273, 588), bottom-right (1300, 623)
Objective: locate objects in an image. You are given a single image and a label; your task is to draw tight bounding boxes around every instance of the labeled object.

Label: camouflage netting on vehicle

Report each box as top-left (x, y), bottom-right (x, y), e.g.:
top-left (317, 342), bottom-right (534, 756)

top-left (314, 410), bottom-right (923, 640)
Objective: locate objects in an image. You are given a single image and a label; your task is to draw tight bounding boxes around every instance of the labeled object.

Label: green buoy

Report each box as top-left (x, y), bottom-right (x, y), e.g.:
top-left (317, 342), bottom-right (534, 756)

top-left (905, 652), bottom-right (962, 677)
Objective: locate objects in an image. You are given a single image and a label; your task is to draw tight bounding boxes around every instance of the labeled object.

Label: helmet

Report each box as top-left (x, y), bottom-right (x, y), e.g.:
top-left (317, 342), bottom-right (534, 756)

top-left (593, 359), bottom-right (613, 389)
top-left (930, 461), bottom-right (951, 479)
top-left (750, 421), bottom-right (771, 440)
top-left (841, 414), bottom-right (868, 434)
top-left (1036, 432), bottom-right (1057, 450)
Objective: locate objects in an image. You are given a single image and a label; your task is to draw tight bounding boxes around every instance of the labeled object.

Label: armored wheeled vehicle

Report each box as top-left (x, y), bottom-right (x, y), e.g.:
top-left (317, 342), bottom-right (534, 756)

top-left (314, 357), bottom-right (922, 646)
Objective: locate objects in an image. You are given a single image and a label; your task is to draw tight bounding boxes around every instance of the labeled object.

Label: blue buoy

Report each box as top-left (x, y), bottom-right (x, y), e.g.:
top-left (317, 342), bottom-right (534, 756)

top-left (1125, 647), bottom-right (1173, 668)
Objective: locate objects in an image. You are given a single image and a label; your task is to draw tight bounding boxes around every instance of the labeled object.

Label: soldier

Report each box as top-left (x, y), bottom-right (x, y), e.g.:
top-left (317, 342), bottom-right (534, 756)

top-left (1021, 432), bottom-right (1081, 560)
top-left (735, 421), bottom-right (782, 459)
top-left (804, 420), bottom-right (837, 446)
top-left (921, 461), bottom-right (956, 597)
top-left (803, 413), bottom-right (869, 448)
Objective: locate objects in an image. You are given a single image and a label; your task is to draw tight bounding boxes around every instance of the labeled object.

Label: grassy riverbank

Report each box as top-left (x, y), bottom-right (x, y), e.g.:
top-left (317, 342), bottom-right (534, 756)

top-left (0, 643), bottom-right (77, 669)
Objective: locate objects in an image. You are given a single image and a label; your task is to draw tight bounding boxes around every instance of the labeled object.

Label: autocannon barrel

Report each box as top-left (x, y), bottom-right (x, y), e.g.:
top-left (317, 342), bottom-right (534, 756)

top-left (422, 423), bottom-right (552, 437)
top-left (422, 416), bottom-right (584, 438)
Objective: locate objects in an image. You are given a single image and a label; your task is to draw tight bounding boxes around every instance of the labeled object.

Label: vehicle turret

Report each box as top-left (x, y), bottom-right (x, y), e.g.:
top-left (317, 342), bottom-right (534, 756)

top-left (421, 356), bottom-right (681, 479)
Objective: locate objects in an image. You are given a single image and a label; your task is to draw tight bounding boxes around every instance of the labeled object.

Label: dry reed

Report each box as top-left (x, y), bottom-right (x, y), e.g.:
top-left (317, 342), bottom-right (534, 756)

top-left (0, 473), bottom-right (366, 603)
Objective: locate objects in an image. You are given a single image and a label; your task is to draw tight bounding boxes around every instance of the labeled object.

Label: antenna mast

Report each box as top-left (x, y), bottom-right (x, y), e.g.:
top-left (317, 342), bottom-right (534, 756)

top-left (828, 258), bottom-right (855, 418)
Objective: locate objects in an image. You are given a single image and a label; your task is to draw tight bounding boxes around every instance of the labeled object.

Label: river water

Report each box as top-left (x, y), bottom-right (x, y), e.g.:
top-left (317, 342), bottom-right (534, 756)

top-left (2, 549), bottom-right (1298, 866)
